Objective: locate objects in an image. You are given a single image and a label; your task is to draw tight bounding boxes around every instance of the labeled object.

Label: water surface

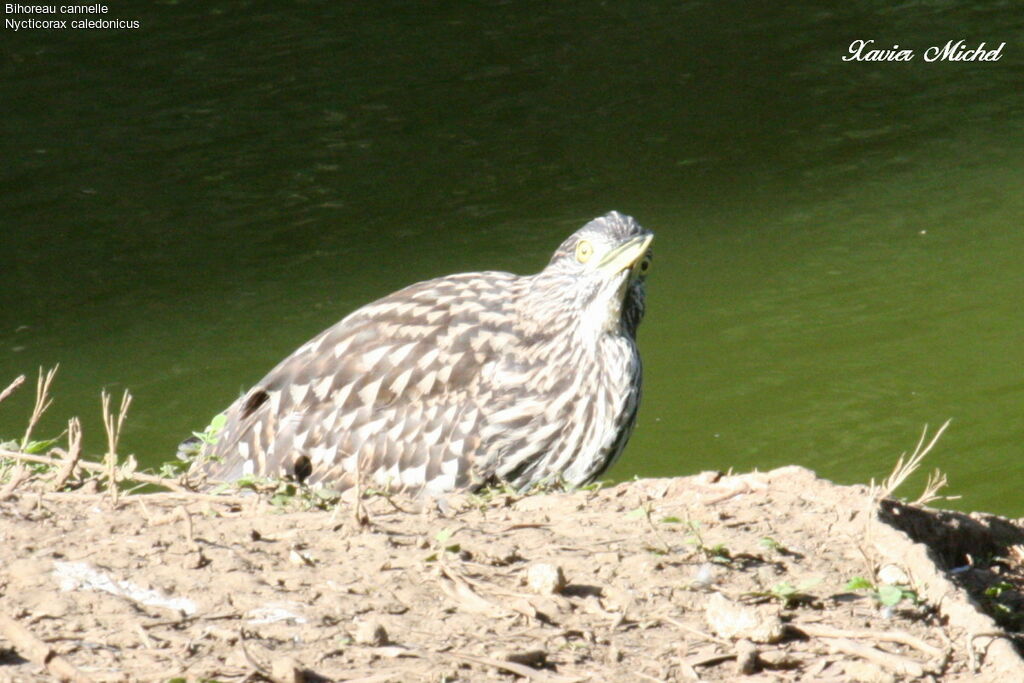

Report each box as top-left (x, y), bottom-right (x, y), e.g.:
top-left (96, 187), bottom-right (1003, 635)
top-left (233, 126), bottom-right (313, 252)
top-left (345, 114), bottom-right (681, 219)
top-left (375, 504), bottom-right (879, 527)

top-left (2, 2), bottom-right (1022, 513)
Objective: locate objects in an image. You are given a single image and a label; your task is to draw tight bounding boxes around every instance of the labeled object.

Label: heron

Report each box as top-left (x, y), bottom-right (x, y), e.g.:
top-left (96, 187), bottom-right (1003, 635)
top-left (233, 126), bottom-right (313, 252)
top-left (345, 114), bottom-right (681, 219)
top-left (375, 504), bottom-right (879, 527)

top-left (186, 211), bottom-right (653, 496)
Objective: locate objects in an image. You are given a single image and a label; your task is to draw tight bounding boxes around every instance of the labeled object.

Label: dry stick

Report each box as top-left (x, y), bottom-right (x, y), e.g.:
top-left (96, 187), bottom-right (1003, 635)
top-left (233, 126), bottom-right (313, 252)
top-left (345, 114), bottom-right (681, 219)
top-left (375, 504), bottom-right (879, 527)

top-left (0, 449), bottom-right (191, 492)
top-left (21, 365), bottom-right (59, 450)
top-left (824, 637), bottom-right (926, 678)
top-left (352, 449), bottom-right (370, 527)
top-left (101, 389), bottom-right (132, 505)
top-left (966, 630), bottom-right (1011, 673)
top-left (0, 374), bottom-right (25, 405)
top-left (0, 465), bottom-right (31, 500)
top-left (51, 417), bottom-right (83, 491)
top-left (875, 419), bottom-right (952, 501)
top-left (663, 616), bottom-right (733, 647)
top-left (794, 622), bottom-right (946, 660)
top-left (0, 610), bottom-right (92, 682)
top-left (445, 652), bottom-right (580, 682)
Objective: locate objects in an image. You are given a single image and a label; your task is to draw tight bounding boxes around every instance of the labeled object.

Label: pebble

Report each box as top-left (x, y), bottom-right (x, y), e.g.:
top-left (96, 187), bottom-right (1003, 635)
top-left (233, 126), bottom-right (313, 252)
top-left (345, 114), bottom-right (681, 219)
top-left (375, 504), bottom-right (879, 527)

top-left (527, 563), bottom-right (566, 595)
top-left (734, 639), bottom-right (759, 675)
top-left (499, 649), bottom-right (547, 668)
top-left (354, 619), bottom-right (388, 646)
top-left (271, 656), bottom-right (305, 683)
top-left (877, 564), bottom-right (909, 586)
top-left (705, 593), bottom-right (784, 643)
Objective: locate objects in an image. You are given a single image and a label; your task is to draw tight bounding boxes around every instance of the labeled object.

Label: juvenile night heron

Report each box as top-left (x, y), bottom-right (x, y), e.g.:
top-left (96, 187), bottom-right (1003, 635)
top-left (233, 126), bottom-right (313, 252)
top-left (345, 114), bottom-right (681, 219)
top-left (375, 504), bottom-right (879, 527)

top-left (188, 211), bottom-right (653, 495)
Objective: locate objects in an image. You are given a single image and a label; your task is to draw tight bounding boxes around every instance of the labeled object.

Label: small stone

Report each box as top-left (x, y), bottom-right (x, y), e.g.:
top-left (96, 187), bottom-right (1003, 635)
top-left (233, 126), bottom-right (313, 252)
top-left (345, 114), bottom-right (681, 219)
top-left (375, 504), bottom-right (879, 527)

top-left (500, 649), bottom-right (547, 668)
top-left (527, 563), bottom-right (566, 595)
top-left (354, 619), bottom-right (388, 646)
top-left (289, 549), bottom-right (314, 566)
top-left (705, 593), bottom-right (783, 643)
top-left (480, 542), bottom-right (521, 566)
top-left (691, 563), bottom-right (717, 589)
top-left (877, 564), bottom-right (909, 586)
top-left (271, 656), bottom-right (305, 683)
top-left (759, 650), bottom-right (799, 668)
top-left (734, 639), bottom-right (759, 675)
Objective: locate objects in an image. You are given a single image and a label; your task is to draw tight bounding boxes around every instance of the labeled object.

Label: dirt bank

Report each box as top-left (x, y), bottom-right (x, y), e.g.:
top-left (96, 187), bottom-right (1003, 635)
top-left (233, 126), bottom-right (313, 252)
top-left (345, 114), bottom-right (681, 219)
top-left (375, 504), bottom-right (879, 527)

top-left (1, 467), bottom-right (1022, 681)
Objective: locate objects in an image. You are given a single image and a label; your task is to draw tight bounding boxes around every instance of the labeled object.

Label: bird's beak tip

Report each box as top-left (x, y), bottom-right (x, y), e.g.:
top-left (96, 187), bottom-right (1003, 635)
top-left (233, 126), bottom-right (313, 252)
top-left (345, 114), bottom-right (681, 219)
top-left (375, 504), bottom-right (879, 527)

top-left (599, 234), bottom-right (653, 273)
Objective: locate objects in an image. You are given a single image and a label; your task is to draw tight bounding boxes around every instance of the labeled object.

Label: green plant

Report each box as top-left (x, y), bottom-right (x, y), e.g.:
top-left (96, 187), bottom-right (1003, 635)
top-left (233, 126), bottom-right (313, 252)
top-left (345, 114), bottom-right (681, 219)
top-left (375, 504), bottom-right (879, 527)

top-left (846, 576), bottom-right (919, 608)
top-left (746, 577), bottom-right (821, 607)
top-left (424, 527), bottom-right (462, 562)
top-left (680, 520), bottom-right (732, 564)
top-left (193, 413), bottom-right (228, 447)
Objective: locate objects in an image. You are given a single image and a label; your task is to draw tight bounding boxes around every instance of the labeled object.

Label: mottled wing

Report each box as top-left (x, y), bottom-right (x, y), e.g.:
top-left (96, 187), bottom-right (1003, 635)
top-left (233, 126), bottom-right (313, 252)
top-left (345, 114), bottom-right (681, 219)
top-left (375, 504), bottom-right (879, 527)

top-left (201, 272), bottom-right (520, 494)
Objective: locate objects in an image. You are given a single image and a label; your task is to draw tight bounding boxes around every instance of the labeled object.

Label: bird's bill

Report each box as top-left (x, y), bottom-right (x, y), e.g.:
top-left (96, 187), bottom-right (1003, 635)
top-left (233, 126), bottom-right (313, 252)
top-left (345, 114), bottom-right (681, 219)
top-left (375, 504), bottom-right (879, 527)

top-left (597, 234), bottom-right (653, 274)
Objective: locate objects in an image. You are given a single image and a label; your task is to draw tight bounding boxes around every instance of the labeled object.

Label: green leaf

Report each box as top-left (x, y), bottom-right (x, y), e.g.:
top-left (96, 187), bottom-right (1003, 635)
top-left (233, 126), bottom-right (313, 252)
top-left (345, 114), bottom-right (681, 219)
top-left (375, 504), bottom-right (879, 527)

top-left (984, 581), bottom-right (1013, 598)
top-left (22, 437), bottom-right (60, 454)
top-left (845, 576), bottom-right (874, 591)
top-left (314, 488), bottom-right (341, 502)
top-left (661, 516), bottom-right (683, 524)
top-left (626, 506), bottom-right (647, 519)
top-left (772, 581), bottom-right (797, 597)
top-left (434, 527), bottom-right (454, 544)
top-left (877, 584), bottom-right (904, 606)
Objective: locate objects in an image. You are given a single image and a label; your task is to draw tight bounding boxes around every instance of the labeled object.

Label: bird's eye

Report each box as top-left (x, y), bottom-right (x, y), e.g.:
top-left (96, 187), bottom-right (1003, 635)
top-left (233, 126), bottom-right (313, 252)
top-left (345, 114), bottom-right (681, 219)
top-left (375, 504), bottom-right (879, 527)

top-left (639, 256), bottom-right (652, 274)
top-left (575, 239), bottom-right (595, 263)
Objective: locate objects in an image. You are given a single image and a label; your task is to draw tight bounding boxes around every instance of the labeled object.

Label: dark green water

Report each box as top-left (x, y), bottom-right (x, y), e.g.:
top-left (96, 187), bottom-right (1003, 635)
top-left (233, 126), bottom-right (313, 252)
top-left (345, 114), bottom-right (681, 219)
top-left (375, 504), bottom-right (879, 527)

top-left (2, 2), bottom-right (1022, 514)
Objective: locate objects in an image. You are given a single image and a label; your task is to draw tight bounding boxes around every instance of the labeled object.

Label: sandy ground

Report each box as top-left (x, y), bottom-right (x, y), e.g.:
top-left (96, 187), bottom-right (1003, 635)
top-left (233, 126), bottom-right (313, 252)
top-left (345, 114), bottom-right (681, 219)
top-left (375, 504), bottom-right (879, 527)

top-left (0, 466), bottom-right (1023, 682)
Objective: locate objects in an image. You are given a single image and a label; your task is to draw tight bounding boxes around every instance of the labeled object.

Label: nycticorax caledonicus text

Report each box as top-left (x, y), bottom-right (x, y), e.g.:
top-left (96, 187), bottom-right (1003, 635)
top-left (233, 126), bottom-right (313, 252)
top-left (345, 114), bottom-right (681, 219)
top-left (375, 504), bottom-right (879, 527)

top-left (189, 211), bottom-right (653, 495)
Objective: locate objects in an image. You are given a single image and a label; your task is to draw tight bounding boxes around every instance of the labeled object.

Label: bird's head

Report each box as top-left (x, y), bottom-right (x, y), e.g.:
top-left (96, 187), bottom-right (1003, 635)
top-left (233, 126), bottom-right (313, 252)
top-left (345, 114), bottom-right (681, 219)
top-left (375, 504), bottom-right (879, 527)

top-left (533, 211), bottom-right (653, 340)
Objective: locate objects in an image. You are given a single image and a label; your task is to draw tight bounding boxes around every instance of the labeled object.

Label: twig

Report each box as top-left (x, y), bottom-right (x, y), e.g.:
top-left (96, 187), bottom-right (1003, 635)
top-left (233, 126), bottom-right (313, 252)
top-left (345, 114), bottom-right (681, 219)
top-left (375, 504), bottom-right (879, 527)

top-left (663, 616), bottom-right (732, 647)
top-left (352, 450), bottom-right (369, 527)
top-left (21, 366), bottom-right (58, 450)
top-left (238, 630), bottom-right (272, 679)
top-left (445, 652), bottom-right (580, 682)
top-left (0, 465), bottom-right (32, 500)
top-left (0, 610), bottom-right (92, 682)
top-left (51, 417), bottom-right (83, 491)
top-left (916, 468), bottom-right (956, 506)
top-left (633, 498), bottom-right (671, 553)
top-left (0, 374), bottom-right (25, 405)
top-left (873, 420), bottom-right (951, 501)
top-left (101, 389), bottom-right (132, 504)
top-left (967, 631), bottom-right (1012, 673)
top-left (793, 622), bottom-right (945, 659)
top-left (824, 637), bottom-right (926, 677)
top-left (0, 449), bottom-right (191, 492)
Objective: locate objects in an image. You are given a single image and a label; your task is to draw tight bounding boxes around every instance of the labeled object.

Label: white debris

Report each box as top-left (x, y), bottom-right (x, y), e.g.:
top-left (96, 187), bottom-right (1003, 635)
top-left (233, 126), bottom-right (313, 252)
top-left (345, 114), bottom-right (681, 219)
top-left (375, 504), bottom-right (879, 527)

top-left (53, 560), bottom-right (197, 616)
top-left (246, 601), bottom-right (309, 624)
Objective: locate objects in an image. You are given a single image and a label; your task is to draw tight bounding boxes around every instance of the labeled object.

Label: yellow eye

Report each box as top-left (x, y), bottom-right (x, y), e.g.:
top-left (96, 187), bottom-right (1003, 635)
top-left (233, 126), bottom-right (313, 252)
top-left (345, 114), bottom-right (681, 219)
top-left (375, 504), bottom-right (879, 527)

top-left (575, 239), bottom-right (595, 263)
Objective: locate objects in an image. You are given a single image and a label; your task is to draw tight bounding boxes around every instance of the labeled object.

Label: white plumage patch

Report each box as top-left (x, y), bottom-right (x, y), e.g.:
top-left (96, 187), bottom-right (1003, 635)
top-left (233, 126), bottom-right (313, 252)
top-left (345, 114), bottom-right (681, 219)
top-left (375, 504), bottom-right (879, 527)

top-left (357, 377), bottom-right (383, 406)
top-left (361, 345), bottom-right (392, 369)
top-left (388, 341), bottom-right (419, 366)
top-left (289, 383), bottom-right (309, 405)
top-left (313, 376), bottom-right (333, 401)
top-left (332, 337), bottom-right (354, 359)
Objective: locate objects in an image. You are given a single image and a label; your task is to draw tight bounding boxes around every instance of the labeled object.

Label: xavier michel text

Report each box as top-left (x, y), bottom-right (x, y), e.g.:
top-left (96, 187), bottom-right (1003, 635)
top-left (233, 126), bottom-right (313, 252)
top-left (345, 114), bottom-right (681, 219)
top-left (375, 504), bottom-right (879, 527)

top-left (844, 39), bottom-right (1005, 62)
